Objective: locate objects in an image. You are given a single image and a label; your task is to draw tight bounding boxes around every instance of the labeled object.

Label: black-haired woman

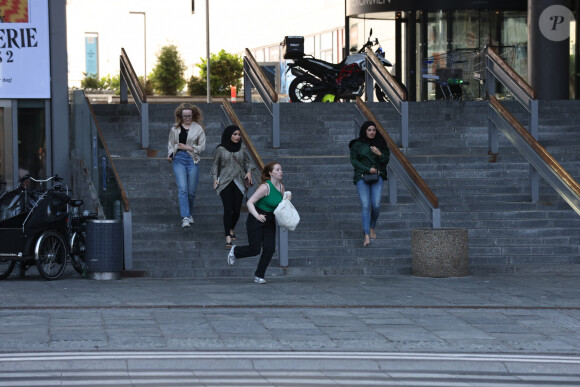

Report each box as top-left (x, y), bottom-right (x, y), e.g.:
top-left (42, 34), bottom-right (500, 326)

top-left (349, 121), bottom-right (390, 247)
top-left (211, 125), bottom-right (254, 248)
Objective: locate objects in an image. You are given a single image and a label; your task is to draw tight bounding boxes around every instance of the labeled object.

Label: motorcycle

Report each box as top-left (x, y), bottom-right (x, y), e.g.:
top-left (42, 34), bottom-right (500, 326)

top-left (286, 29), bottom-right (392, 103)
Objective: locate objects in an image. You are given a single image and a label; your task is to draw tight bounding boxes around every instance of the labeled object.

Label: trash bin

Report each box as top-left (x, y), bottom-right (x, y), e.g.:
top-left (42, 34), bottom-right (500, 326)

top-left (86, 219), bottom-right (123, 280)
top-left (411, 228), bottom-right (469, 278)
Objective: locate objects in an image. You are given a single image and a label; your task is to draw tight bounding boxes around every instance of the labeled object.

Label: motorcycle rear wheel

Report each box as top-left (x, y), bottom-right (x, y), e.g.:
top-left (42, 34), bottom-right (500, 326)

top-left (289, 75), bottom-right (324, 103)
top-left (0, 259), bottom-right (15, 280)
top-left (35, 231), bottom-right (67, 280)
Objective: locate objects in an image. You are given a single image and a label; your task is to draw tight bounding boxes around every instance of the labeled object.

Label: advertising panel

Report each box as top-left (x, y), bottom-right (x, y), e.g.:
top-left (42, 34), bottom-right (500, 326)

top-left (0, 0), bottom-right (50, 98)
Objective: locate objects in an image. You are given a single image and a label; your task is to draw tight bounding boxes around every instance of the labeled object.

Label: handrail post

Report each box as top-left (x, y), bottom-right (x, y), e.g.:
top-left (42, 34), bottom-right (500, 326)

top-left (388, 164), bottom-right (397, 204)
top-left (530, 99), bottom-right (538, 139)
top-left (432, 208), bottom-right (441, 228)
top-left (488, 110), bottom-right (499, 155)
top-left (278, 227), bottom-right (288, 267)
top-left (365, 70), bottom-right (374, 102)
top-left (120, 75), bottom-right (128, 104)
top-left (244, 62), bottom-right (252, 102)
top-left (529, 99), bottom-right (539, 201)
top-left (272, 102), bottom-right (280, 148)
top-left (141, 102), bottom-right (149, 149)
top-left (486, 52), bottom-right (498, 155)
top-left (123, 210), bottom-right (133, 270)
top-left (531, 166), bottom-right (540, 203)
top-left (401, 101), bottom-right (409, 148)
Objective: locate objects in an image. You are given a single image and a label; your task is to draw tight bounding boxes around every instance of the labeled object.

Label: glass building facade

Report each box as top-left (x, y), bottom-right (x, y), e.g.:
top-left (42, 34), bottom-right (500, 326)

top-left (346, 1), bottom-right (578, 101)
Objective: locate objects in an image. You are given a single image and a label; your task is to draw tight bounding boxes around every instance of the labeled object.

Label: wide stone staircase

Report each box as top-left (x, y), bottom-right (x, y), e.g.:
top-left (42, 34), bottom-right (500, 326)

top-left (90, 99), bottom-right (580, 278)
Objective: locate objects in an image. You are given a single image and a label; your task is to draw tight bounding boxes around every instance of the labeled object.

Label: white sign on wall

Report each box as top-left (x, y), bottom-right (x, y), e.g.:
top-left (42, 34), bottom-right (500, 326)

top-left (0, 0), bottom-right (51, 98)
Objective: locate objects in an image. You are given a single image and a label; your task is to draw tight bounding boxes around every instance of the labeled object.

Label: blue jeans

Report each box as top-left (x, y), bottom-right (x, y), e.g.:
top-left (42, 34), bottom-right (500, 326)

top-left (172, 151), bottom-right (199, 218)
top-left (356, 177), bottom-right (384, 235)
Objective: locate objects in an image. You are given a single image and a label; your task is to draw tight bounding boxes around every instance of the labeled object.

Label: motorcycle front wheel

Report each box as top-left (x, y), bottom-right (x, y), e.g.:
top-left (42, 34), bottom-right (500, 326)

top-left (289, 75), bottom-right (325, 103)
top-left (35, 231), bottom-right (67, 280)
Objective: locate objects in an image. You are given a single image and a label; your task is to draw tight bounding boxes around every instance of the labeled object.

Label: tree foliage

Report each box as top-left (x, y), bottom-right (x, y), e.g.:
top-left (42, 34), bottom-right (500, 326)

top-left (188, 49), bottom-right (243, 95)
top-left (150, 45), bottom-right (187, 95)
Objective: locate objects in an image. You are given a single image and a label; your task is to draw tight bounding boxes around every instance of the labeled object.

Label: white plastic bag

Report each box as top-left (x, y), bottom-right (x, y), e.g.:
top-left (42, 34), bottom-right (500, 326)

top-left (274, 191), bottom-right (300, 231)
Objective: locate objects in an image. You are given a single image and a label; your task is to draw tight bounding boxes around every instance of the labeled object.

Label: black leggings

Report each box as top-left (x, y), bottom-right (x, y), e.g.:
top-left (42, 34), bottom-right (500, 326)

top-left (233, 208), bottom-right (276, 279)
top-left (219, 181), bottom-right (244, 236)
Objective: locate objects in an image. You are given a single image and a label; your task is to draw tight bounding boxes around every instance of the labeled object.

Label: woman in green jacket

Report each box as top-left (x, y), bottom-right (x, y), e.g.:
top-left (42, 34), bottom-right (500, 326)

top-left (349, 121), bottom-right (390, 246)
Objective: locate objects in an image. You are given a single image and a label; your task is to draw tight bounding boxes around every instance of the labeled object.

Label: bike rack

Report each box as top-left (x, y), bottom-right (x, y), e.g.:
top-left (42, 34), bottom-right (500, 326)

top-left (243, 49), bottom-right (281, 148)
top-left (364, 49), bottom-right (409, 148)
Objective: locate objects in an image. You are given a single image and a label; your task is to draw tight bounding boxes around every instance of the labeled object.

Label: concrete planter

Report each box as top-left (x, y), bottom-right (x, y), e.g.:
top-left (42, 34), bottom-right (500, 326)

top-left (411, 228), bottom-right (469, 277)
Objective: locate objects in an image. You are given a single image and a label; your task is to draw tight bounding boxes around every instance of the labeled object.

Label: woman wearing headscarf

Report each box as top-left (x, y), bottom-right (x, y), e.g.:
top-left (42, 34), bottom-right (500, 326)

top-left (211, 125), bottom-right (254, 248)
top-left (349, 120), bottom-right (390, 247)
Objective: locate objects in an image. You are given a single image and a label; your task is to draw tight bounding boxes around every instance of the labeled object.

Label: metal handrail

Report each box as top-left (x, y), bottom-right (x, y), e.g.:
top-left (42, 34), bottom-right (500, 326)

top-left (120, 48), bottom-right (149, 149)
top-left (356, 97), bottom-right (440, 228)
top-left (243, 48), bottom-right (281, 148)
top-left (365, 49), bottom-right (409, 148)
top-left (489, 95), bottom-right (580, 214)
top-left (485, 46), bottom-right (538, 141)
top-left (85, 99), bottom-right (130, 213)
top-left (219, 98), bottom-right (291, 267)
top-left (72, 90), bottom-right (133, 269)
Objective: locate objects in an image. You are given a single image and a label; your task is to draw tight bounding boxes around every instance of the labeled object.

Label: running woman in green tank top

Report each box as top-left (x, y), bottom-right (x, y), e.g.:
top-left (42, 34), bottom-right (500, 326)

top-left (226, 161), bottom-right (289, 284)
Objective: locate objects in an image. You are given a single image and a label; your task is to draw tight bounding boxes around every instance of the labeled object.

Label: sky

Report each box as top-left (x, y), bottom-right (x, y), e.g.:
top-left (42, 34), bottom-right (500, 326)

top-left (66, 0), bottom-right (345, 86)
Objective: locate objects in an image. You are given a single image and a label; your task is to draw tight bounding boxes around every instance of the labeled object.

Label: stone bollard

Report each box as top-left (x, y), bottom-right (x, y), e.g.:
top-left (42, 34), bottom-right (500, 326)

top-left (411, 228), bottom-right (469, 277)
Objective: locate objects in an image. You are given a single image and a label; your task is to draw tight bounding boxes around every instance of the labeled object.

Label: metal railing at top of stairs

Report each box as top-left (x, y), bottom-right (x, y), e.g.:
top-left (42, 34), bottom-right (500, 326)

top-left (483, 46), bottom-right (544, 203)
top-left (220, 98), bottom-right (290, 267)
top-left (488, 95), bottom-right (580, 214)
top-left (355, 97), bottom-right (440, 228)
top-left (243, 48), bottom-right (281, 149)
top-left (71, 89), bottom-right (133, 270)
top-left (120, 48), bottom-right (149, 150)
top-left (484, 46), bottom-right (538, 149)
top-left (364, 48), bottom-right (409, 149)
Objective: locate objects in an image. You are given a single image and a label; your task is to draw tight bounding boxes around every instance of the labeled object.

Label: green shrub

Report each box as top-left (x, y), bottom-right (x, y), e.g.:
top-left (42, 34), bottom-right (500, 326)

top-left (149, 45), bottom-right (186, 95)
top-left (187, 75), bottom-right (206, 96)
top-left (139, 76), bottom-right (154, 96)
top-left (80, 73), bottom-right (100, 89)
top-left (101, 74), bottom-right (120, 94)
top-left (195, 49), bottom-right (243, 95)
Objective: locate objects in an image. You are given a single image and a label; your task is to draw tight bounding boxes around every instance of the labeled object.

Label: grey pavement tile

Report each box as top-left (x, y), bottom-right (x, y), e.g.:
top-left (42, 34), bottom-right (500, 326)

top-left (504, 339), bottom-right (577, 352)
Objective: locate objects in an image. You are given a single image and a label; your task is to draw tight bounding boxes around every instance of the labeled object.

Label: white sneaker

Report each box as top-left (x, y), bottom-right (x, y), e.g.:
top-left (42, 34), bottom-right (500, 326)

top-left (227, 245), bottom-right (237, 266)
top-left (254, 276), bottom-right (267, 284)
top-left (181, 217), bottom-right (190, 228)
top-left (187, 216), bottom-right (194, 224)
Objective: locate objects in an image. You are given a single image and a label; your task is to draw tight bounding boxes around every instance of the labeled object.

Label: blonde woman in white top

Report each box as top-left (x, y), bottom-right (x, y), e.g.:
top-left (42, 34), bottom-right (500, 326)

top-left (166, 103), bottom-right (206, 228)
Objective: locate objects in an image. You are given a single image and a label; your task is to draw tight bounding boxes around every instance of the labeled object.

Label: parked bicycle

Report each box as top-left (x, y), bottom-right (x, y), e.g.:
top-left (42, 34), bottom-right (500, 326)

top-left (0, 175), bottom-right (96, 280)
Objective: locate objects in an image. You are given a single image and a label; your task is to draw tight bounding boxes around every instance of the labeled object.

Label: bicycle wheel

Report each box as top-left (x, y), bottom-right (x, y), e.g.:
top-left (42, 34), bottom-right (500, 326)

top-left (35, 231), bottom-right (67, 280)
top-left (69, 231), bottom-right (87, 275)
top-left (0, 259), bottom-right (15, 280)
